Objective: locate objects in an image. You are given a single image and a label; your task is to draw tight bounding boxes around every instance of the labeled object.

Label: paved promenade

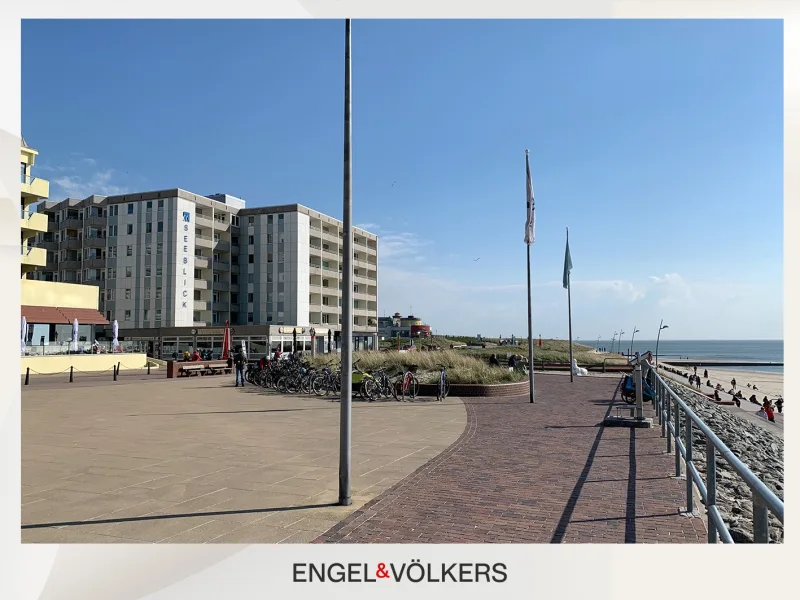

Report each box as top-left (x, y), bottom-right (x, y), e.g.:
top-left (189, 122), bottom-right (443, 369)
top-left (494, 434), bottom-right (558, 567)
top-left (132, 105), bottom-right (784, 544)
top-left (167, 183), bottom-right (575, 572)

top-left (22, 377), bottom-right (465, 543)
top-left (317, 374), bottom-right (707, 543)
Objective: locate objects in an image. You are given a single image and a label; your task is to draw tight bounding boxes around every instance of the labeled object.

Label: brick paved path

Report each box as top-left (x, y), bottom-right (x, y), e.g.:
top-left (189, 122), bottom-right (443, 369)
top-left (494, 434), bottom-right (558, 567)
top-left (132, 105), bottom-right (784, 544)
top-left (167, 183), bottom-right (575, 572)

top-left (317, 374), bottom-right (706, 543)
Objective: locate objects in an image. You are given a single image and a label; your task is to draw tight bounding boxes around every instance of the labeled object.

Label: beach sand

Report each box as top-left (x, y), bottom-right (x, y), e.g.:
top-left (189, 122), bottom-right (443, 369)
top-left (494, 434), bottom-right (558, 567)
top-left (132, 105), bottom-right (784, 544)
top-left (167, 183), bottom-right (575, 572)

top-left (660, 363), bottom-right (784, 435)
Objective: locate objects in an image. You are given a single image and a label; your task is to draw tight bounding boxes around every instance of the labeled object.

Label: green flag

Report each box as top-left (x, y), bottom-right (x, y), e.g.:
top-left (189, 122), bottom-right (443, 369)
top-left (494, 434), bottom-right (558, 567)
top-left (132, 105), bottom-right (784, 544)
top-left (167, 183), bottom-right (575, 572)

top-left (563, 229), bottom-right (573, 289)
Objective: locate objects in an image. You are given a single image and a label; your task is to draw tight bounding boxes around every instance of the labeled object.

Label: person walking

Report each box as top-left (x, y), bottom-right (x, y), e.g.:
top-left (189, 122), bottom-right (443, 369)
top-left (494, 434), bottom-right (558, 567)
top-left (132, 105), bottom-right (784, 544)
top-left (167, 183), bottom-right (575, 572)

top-left (695, 377), bottom-right (701, 390)
top-left (775, 398), bottom-right (783, 414)
top-left (703, 369), bottom-right (708, 379)
top-left (234, 346), bottom-right (246, 387)
top-left (763, 399), bottom-right (775, 423)
top-left (489, 354), bottom-right (500, 367)
top-left (731, 377), bottom-right (737, 391)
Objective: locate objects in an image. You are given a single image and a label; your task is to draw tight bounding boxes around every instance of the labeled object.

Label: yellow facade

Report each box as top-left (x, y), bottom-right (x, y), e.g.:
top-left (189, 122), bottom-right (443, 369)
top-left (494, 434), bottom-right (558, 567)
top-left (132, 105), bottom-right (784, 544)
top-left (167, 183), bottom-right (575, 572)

top-left (20, 141), bottom-right (49, 277)
top-left (21, 353), bottom-right (150, 375)
top-left (22, 279), bottom-right (99, 309)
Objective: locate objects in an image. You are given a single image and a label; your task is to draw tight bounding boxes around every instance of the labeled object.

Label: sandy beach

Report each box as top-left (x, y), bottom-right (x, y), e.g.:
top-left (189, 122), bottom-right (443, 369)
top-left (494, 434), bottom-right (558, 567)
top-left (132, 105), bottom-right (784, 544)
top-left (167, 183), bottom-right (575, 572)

top-left (660, 363), bottom-right (784, 435)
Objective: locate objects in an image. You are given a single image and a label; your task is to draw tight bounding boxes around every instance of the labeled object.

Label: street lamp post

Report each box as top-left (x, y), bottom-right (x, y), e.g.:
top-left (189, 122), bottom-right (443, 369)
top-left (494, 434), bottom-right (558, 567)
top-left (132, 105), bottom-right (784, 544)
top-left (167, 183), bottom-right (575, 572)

top-left (655, 320), bottom-right (669, 370)
top-left (618, 330), bottom-right (625, 355)
top-left (611, 331), bottom-right (617, 354)
top-left (596, 335), bottom-right (601, 350)
top-left (630, 327), bottom-right (640, 358)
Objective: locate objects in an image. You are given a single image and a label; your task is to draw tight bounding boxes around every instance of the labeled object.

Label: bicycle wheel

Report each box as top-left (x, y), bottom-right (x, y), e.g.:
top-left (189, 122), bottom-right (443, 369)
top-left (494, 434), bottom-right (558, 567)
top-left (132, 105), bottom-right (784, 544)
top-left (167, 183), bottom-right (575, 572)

top-left (391, 376), bottom-right (404, 401)
top-left (409, 374), bottom-right (419, 400)
top-left (361, 378), bottom-right (378, 402)
top-left (439, 375), bottom-right (450, 401)
top-left (277, 376), bottom-right (289, 394)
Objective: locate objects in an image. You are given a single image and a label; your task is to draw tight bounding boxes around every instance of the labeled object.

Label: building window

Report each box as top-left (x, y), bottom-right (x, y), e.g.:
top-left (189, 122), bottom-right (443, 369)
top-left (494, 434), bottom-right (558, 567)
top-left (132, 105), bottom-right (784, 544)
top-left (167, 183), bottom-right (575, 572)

top-left (108, 268), bottom-right (116, 279)
top-left (125, 288), bottom-right (131, 299)
top-left (248, 254), bottom-right (254, 264)
top-left (126, 224), bottom-right (133, 235)
top-left (126, 245), bottom-right (133, 257)
top-left (156, 288), bottom-right (162, 299)
top-left (267, 253), bottom-right (273, 263)
top-left (146, 223), bottom-right (152, 234)
top-left (106, 289), bottom-right (113, 300)
top-left (108, 225), bottom-right (118, 237)
top-left (145, 288), bottom-right (151, 299)
top-left (156, 264), bottom-right (163, 277)
top-left (143, 309), bottom-right (150, 320)
top-left (124, 310), bottom-right (131, 321)
top-left (145, 243), bottom-right (152, 255)
top-left (248, 293), bottom-right (254, 302)
top-left (157, 199), bottom-right (164, 211)
top-left (157, 221), bottom-right (164, 233)
top-left (278, 252), bottom-right (284, 263)
top-left (322, 314), bottom-right (329, 324)
top-left (125, 266), bottom-right (132, 277)
top-left (248, 235), bottom-right (254, 245)
top-left (247, 273), bottom-right (254, 283)
top-left (267, 272), bottom-right (273, 283)
top-left (194, 268), bottom-right (201, 278)
top-left (248, 216), bottom-right (254, 225)
top-left (247, 312), bottom-right (254, 323)
top-left (106, 311), bottom-right (111, 321)
top-left (322, 297), bottom-right (329, 306)
top-left (146, 201), bottom-right (152, 211)
top-left (156, 309), bottom-right (162, 321)
top-left (127, 203), bottom-right (134, 214)
top-left (145, 266), bottom-right (151, 277)
top-left (278, 214), bottom-right (284, 220)
top-left (267, 215), bottom-right (273, 224)
top-left (156, 243), bottom-right (163, 255)
top-left (108, 246), bottom-right (117, 258)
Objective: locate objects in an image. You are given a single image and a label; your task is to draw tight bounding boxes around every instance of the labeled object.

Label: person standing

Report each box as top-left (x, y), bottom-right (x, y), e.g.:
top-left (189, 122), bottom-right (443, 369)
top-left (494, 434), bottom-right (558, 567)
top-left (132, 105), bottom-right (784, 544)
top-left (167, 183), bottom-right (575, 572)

top-left (731, 377), bottom-right (737, 391)
top-left (775, 398), bottom-right (784, 414)
top-left (763, 399), bottom-right (775, 423)
top-left (234, 346), bottom-right (246, 387)
top-left (703, 369), bottom-right (708, 379)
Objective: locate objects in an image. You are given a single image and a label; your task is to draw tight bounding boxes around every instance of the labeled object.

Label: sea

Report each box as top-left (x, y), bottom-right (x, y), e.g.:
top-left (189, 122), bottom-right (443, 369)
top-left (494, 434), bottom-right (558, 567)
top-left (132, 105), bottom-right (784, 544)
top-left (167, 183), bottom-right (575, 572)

top-left (592, 340), bottom-right (783, 374)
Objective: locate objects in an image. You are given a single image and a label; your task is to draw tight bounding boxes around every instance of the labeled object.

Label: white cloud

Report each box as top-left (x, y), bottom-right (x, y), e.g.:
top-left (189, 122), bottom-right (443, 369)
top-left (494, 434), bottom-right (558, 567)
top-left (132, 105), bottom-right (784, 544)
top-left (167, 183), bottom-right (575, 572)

top-left (52, 169), bottom-right (127, 198)
top-left (355, 222), bottom-right (380, 231)
top-left (649, 272), bottom-right (693, 307)
top-left (378, 231), bottom-right (431, 262)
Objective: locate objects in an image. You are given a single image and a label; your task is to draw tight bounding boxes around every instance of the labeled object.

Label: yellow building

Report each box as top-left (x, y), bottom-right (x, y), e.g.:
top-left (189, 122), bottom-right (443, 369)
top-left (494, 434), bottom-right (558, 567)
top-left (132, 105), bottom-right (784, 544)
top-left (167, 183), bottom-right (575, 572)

top-left (20, 137), bottom-right (49, 277)
top-left (20, 138), bottom-right (147, 374)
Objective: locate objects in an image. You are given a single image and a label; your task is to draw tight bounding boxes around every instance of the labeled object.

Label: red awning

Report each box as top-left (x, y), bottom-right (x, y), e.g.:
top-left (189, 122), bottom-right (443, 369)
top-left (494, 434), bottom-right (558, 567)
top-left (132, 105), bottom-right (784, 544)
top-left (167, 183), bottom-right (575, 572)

top-left (57, 307), bottom-right (109, 325)
top-left (21, 305), bottom-right (109, 325)
top-left (21, 305), bottom-right (69, 324)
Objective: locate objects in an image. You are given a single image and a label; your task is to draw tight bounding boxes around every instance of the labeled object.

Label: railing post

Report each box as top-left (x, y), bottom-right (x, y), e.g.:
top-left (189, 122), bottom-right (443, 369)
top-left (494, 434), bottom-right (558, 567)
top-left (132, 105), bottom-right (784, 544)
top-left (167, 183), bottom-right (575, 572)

top-left (706, 439), bottom-right (717, 543)
top-left (25, 367), bottom-right (30, 386)
top-left (674, 402), bottom-right (681, 477)
top-left (685, 417), bottom-right (693, 513)
top-left (147, 362), bottom-right (151, 375)
top-left (69, 366), bottom-right (74, 383)
top-left (752, 494), bottom-right (769, 543)
top-left (666, 392), bottom-right (672, 453)
top-left (113, 365), bottom-right (118, 382)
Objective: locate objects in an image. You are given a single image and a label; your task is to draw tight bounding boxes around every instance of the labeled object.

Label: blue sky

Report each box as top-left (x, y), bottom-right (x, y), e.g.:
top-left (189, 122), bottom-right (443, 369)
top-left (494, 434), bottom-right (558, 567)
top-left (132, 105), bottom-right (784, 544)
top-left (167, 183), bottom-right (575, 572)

top-left (22, 19), bottom-right (783, 340)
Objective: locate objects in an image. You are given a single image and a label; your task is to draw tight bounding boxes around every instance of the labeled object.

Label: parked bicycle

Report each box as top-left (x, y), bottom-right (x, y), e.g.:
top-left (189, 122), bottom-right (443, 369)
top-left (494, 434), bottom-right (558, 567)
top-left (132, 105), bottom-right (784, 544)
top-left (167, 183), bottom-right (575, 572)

top-left (392, 365), bottom-right (419, 401)
top-left (436, 363), bottom-right (450, 401)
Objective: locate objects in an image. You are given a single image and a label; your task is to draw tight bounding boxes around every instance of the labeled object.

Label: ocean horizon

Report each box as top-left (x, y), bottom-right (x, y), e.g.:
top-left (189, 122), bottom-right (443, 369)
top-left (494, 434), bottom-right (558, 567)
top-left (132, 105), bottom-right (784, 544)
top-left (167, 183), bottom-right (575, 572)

top-left (586, 339), bottom-right (783, 374)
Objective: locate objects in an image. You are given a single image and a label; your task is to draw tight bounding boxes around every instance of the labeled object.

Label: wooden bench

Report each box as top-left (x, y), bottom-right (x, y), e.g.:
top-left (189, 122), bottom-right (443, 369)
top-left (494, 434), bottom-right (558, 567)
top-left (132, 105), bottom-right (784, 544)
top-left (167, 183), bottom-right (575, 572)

top-left (178, 364), bottom-right (205, 377)
top-left (204, 362), bottom-right (232, 376)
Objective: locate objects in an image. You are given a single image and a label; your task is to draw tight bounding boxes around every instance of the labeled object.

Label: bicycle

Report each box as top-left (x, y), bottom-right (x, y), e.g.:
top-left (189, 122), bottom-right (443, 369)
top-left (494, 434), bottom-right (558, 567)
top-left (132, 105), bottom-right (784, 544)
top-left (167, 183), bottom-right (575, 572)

top-left (436, 363), bottom-right (450, 401)
top-left (391, 365), bottom-right (419, 401)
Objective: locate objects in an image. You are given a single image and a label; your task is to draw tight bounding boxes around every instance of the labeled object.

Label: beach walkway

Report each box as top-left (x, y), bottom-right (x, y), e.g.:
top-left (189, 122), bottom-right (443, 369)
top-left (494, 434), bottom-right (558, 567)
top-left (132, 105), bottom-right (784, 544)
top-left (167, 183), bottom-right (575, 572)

top-left (317, 374), bottom-right (707, 543)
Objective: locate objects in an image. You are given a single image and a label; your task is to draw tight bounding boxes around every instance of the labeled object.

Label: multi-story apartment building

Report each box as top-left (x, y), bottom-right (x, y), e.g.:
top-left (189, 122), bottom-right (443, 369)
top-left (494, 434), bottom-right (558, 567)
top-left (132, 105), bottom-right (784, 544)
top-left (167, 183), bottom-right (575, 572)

top-left (30, 188), bottom-right (379, 353)
top-left (20, 137), bottom-right (49, 276)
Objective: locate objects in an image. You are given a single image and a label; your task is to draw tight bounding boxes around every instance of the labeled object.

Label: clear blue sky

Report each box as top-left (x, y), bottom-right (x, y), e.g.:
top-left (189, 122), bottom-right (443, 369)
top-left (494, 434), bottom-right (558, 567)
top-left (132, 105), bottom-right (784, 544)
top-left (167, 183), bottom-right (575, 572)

top-left (22, 19), bottom-right (783, 340)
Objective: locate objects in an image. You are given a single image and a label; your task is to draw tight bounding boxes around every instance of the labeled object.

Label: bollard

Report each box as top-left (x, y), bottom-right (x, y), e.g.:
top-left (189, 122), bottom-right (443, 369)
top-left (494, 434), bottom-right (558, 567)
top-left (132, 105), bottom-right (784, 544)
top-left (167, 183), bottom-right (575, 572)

top-left (25, 367), bottom-right (30, 386)
top-left (147, 362), bottom-right (151, 375)
top-left (69, 366), bottom-right (74, 383)
top-left (113, 365), bottom-right (118, 382)
top-left (685, 417), bottom-right (693, 513)
top-left (706, 439), bottom-right (717, 543)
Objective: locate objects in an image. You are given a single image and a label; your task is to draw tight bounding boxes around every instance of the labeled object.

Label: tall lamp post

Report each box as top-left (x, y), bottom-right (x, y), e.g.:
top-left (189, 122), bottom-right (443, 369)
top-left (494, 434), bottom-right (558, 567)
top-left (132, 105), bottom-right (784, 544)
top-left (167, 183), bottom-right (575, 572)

top-left (655, 320), bottom-right (668, 370)
top-left (596, 335), bottom-right (601, 350)
top-left (630, 327), bottom-right (640, 358)
top-left (618, 330), bottom-right (625, 355)
top-left (611, 331), bottom-right (617, 353)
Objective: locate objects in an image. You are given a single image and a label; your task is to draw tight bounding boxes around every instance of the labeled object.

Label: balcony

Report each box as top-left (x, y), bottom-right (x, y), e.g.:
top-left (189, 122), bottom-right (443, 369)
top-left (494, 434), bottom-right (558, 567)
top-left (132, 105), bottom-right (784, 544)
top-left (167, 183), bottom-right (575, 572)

top-left (20, 245), bottom-right (46, 268)
top-left (213, 218), bottom-right (231, 232)
top-left (196, 234), bottom-right (213, 248)
top-left (309, 264), bottom-right (322, 274)
top-left (214, 240), bottom-right (230, 252)
top-left (84, 258), bottom-right (105, 269)
top-left (195, 214), bottom-right (214, 228)
top-left (60, 218), bottom-right (82, 230)
top-left (194, 278), bottom-right (209, 290)
top-left (194, 300), bottom-right (208, 311)
top-left (212, 281), bottom-right (231, 292)
top-left (84, 236), bottom-right (107, 248)
top-left (211, 301), bottom-right (230, 312)
top-left (321, 229), bottom-right (340, 243)
top-left (194, 256), bottom-right (210, 268)
top-left (60, 259), bottom-right (82, 270)
top-left (86, 215), bottom-right (106, 227)
top-left (230, 283), bottom-right (239, 293)
top-left (213, 259), bottom-right (231, 272)
top-left (20, 210), bottom-right (48, 235)
top-left (21, 176), bottom-right (49, 200)
top-left (59, 238), bottom-right (82, 250)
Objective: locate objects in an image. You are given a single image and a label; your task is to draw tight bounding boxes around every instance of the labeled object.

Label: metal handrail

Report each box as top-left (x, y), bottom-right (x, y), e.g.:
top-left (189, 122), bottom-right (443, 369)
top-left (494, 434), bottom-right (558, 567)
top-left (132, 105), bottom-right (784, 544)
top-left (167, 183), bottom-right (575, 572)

top-left (646, 361), bottom-right (784, 543)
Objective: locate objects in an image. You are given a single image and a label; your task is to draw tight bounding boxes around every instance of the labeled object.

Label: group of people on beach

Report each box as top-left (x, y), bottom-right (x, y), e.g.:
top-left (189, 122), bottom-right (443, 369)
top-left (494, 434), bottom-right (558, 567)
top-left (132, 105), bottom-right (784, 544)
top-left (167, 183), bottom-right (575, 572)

top-left (659, 364), bottom-right (783, 421)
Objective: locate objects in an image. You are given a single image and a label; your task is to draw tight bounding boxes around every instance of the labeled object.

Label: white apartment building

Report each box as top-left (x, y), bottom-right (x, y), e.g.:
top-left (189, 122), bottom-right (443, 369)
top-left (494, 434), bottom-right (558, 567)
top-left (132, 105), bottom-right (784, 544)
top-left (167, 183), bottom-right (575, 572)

top-left (30, 189), bottom-right (378, 349)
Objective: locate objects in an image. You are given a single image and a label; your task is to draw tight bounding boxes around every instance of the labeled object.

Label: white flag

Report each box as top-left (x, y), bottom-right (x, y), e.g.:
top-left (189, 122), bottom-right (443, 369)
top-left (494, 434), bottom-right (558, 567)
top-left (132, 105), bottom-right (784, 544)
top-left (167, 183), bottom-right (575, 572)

top-left (524, 150), bottom-right (535, 245)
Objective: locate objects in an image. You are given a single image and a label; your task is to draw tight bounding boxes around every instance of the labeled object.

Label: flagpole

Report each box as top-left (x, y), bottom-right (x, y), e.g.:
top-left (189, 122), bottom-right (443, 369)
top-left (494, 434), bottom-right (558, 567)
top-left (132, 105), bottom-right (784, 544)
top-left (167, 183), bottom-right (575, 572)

top-left (525, 149), bottom-right (535, 404)
top-left (339, 18), bottom-right (353, 507)
top-left (566, 227), bottom-right (574, 383)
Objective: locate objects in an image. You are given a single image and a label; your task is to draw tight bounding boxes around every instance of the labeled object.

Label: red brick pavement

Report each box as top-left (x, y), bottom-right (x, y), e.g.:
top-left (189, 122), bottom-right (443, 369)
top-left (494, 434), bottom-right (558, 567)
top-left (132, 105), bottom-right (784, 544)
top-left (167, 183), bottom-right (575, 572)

top-left (316, 374), bottom-right (706, 543)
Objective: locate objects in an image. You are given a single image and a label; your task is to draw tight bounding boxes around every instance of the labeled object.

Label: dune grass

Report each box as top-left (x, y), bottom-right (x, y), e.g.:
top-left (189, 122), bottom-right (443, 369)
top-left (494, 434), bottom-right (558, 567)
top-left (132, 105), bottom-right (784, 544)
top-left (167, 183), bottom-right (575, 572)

top-left (309, 349), bottom-right (527, 384)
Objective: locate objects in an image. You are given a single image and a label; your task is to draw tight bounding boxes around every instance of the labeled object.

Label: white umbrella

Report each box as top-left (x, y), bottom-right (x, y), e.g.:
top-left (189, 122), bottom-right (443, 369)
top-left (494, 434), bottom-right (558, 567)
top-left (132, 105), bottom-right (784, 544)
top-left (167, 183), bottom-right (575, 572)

top-left (72, 318), bottom-right (79, 353)
top-left (21, 316), bottom-right (27, 355)
top-left (241, 340), bottom-right (247, 359)
top-left (112, 320), bottom-right (119, 352)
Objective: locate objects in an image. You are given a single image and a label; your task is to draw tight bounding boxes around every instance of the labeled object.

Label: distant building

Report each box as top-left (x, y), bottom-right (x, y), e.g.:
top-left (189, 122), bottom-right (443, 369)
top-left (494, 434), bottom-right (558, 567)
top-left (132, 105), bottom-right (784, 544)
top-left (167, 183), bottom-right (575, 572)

top-left (379, 312), bottom-right (432, 340)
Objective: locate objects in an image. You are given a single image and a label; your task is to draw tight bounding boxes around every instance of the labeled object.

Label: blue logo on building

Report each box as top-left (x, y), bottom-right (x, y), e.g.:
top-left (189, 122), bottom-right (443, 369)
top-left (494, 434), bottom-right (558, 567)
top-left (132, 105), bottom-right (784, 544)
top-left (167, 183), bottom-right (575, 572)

top-left (183, 211), bottom-right (191, 222)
